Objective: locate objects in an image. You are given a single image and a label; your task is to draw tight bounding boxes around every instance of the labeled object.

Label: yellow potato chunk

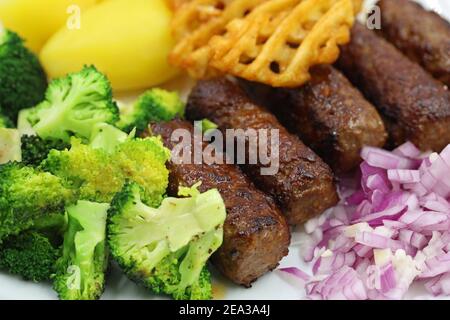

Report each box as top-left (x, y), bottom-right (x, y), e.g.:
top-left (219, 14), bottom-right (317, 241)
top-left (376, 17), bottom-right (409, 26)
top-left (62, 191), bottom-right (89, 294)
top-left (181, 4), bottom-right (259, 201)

top-left (0, 0), bottom-right (100, 52)
top-left (40, 0), bottom-right (178, 92)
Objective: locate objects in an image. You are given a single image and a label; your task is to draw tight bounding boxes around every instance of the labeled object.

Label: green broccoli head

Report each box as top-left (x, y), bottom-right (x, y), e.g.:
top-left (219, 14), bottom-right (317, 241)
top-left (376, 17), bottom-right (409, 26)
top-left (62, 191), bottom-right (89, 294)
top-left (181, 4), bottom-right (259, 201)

top-left (108, 182), bottom-right (226, 300)
top-left (200, 119), bottom-right (218, 133)
top-left (17, 108), bottom-right (35, 136)
top-left (89, 122), bottom-right (132, 154)
top-left (41, 137), bottom-right (124, 203)
top-left (0, 29), bottom-right (47, 121)
top-left (21, 135), bottom-right (70, 167)
top-left (27, 66), bottom-right (119, 142)
top-left (53, 200), bottom-right (109, 300)
top-left (117, 89), bottom-right (185, 133)
top-left (112, 137), bottom-right (170, 207)
top-left (0, 110), bottom-right (13, 128)
top-left (0, 231), bottom-right (60, 282)
top-left (0, 162), bottom-right (74, 241)
top-left (41, 135), bottom-right (170, 205)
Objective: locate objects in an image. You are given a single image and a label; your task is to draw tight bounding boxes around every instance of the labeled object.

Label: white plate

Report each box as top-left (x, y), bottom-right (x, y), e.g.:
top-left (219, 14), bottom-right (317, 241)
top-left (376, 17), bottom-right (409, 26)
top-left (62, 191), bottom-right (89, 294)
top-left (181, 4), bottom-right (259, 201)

top-left (1, 0), bottom-right (449, 300)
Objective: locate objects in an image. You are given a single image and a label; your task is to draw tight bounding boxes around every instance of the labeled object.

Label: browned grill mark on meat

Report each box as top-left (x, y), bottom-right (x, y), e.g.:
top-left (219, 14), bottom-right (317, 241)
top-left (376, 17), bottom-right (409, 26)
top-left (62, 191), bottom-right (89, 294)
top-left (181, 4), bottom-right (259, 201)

top-left (240, 65), bottom-right (387, 173)
top-left (336, 23), bottom-right (450, 152)
top-left (186, 78), bottom-right (339, 225)
top-left (377, 0), bottom-right (450, 86)
top-left (144, 119), bottom-right (290, 287)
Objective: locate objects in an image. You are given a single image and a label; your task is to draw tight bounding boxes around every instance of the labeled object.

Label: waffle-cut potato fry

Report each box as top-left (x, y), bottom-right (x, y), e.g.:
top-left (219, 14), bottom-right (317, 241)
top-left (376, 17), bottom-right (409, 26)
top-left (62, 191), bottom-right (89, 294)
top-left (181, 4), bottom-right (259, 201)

top-left (171, 0), bottom-right (234, 40)
top-left (168, 0), bottom-right (191, 11)
top-left (352, 0), bottom-right (362, 13)
top-left (170, 0), bottom-right (360, 87)
top-left (209, 0), bottom-right (356, 87)
top-left (170, 0), bottom-right (269, 78)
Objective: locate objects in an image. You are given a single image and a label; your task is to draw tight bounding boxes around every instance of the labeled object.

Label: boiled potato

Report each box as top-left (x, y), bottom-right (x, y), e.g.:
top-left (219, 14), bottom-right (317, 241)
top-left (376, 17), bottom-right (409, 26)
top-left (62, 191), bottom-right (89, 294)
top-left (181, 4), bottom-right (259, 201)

top-left (40, 0), bottom-right (179, 92)
top-left (0, 0), bottom-right (100, 52)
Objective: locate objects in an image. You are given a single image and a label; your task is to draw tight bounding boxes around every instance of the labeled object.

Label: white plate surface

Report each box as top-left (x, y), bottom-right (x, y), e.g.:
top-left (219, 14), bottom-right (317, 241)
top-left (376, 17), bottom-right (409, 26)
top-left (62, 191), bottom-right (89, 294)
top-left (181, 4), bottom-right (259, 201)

top-left (1, 0), bottom-right (449, 300)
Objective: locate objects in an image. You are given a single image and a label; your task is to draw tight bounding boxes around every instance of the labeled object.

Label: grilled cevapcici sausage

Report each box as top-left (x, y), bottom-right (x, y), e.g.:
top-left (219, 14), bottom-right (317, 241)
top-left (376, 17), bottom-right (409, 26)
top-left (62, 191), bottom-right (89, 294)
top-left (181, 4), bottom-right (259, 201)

top-left (240, 65), bottom-right (387, 173)
top-left (336, 23), bottom-right (450, 152)
top-left (144, 119), bottom-right (290, 287)
top-left (186, 78), bottom-right (338, 225)
top-left (377, 0), bottom-right (450, 86)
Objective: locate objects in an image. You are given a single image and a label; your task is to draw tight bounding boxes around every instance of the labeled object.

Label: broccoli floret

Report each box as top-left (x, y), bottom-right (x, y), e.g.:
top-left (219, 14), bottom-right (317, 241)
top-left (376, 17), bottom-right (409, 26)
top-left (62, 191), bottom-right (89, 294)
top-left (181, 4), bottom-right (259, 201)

top-left (27, 66), bottom-right (119, 142)
top-left (53, 201), bottom-right (109, 300)
top-left (112, 137), bottom-right (170, 207)
top-left (41, 136), bottom-right (170, 205)
top-left (0, 162), bottom-right (74, 241)
top-left (200, 119), bottom-right (218, 132)
top-left (0, 231), bottom-right (60, 282)
top-left (32, 214), bottom-right (68, 236)
top-left (117, 89), bottom-right (185, 133)
top-left (41, 138), bottom-right (123, 203)
top-left (0, 29), bottom-right (47, 121)
top-left (89, 122), bottom-right (132, 154)
top-left (17, 108), bottom-right (35, 136)
top-left (0, 128), bottom-right (21, 164)
top-left (107, 182), bottom-right (226, 300)
top-left (0, 110), bottom-right (13, 128)
top-left (21, 135), bottom-right (70, 167)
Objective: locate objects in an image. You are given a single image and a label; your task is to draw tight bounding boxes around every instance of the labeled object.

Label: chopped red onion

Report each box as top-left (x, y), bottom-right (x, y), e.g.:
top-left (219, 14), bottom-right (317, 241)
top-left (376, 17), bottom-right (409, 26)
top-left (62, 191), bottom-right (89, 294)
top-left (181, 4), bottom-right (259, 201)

top-left (422, 200), bottom-right (450, 213)
top-left (398, 230), bottom-right (427, 249)
top-left (313, 251), bottom-right (356, 275)
top-left (420, 252), bottom-right (450, 278)
top-left (329, 234), bottom-right (354, 253)
top-left (279, 267), bottom-right (311, 282)
top-left (367, 174), bottom-right (391, 192)
top-left (440, 145), bottom-right (450, 165)
top-left (387, 169), bottom-right (420, 183)
top-left (379, 263), bottom-right (397, 294)
top-left (353, 243), bottom-right (373, 258)
top-left (306, 266), bottom-right (367, 300)
top-left (355, 232), bottom-right (414, 255)
top-left (366, 263), bottom-right (397, 294)
top-left (355, 205), bottom-right (407, 226)
top-left (282, 142), bottom-right (450, 300)
top-left (392, 142), bottom-right (421, 158)
top-left (425, 274), bottom-right (450, 296)
top-left (361, 147), bottom-right (418, 170)
top-left (346, 190), bottom-right (365, 206)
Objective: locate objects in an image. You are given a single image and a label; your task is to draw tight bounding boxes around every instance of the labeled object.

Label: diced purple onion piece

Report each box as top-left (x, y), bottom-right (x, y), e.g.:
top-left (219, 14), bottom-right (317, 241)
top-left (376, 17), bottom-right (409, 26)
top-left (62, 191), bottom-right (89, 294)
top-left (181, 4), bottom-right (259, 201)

top-left (284, 142), bottom-right (450, 300)
top-left (393, 142), bottom-right (421, 158)
top-left (279, 267), bottom-right (310, 282)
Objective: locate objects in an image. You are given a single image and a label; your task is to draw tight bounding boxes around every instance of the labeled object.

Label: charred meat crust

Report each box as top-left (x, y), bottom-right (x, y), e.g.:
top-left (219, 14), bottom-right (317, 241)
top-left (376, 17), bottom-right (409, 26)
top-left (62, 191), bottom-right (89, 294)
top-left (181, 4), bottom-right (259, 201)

top-left (336, 23), bottom-right (450, 152)
top-left (186, 78), bottom-right (338, 225)
top-left (145, 119), bottom-right (290, 287)
top-left (377, 0), bottom-right (450, 86)
top-left (240, 65), bottom-right (387, 173)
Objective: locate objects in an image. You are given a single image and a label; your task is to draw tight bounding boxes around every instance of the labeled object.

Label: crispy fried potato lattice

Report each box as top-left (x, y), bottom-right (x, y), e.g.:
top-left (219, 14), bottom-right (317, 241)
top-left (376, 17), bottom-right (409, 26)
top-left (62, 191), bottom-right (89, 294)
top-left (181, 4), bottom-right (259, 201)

top-left (170, 0), bottom-right (361, 87)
